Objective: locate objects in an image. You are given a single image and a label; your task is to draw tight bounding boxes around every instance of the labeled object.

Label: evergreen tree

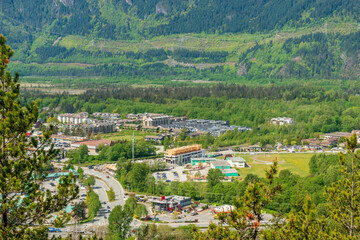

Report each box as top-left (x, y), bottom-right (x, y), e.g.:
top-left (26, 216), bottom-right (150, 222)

top-left (0, 35), bottom-right (78, 238)
top-left (195, 162), bottom-right (281, 239)
top-left (325, 134), bottom-right (360, 237)
top-left (108, 205), bottom-right (133, 240)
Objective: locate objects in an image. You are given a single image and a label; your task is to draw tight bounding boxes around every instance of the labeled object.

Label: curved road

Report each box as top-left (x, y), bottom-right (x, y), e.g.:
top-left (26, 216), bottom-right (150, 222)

top-left (83, 167), bottom-right (125, 208)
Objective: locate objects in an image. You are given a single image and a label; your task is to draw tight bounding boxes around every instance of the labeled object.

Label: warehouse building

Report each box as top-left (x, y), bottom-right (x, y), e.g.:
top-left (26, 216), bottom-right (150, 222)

top-left (191, 157), bottom-right (217, 166)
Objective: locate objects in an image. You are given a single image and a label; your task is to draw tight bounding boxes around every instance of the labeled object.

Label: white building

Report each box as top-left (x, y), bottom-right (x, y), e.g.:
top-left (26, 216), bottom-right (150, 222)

top-left (213, 205), bottom-right (235, 214)
top-left (57, 112), bottom-right (89, 124)
top-left (226, 157), bottom-right (246, 168)
top-left (270, 117), bottom-right (295, 126)
top-left (92, 112), bottom-right (121, 119)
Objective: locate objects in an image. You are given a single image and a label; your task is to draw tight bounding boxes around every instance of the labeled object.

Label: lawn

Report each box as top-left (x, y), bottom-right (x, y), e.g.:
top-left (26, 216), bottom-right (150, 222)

top-left (235, 153), bottom-right (316, 178)
top-left (100, 130), bottom-right (148, 141)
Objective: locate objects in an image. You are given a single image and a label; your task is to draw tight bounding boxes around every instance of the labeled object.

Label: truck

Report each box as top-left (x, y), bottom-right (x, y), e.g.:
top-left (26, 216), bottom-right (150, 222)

top-left (48, 228), bottom-right (61, 232)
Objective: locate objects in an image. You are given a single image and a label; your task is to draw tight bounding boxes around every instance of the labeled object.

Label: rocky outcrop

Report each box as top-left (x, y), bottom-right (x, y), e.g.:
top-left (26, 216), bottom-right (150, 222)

top-left (156, 2), bottom-right (169, 15)
top-left (54, 0), bottom-right (74, 7)
top-left (237, 62), bottom-right (248, 76)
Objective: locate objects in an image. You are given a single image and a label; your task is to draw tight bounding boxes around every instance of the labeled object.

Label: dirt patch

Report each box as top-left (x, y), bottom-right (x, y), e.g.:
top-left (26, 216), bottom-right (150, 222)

top-left (44, 62), bottom-right (94, 67)
top-left (164, 58), bottom-right (233, 70)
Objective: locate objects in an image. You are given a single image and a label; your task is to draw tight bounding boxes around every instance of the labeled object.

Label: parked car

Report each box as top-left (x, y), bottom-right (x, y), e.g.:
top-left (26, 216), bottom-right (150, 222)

top-left (106, 176), bottom-right (110, 178)
top-left (107, 206), bottom-right (110, 209)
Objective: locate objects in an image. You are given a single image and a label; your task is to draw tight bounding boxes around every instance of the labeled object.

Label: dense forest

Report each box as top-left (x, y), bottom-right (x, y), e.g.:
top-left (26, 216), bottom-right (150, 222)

top-left (19, 84), bottom-right (360, 146)
top-left (1, 0), bottom-right (360, 81)
top-left (1, 0), bottom-right (359, 42)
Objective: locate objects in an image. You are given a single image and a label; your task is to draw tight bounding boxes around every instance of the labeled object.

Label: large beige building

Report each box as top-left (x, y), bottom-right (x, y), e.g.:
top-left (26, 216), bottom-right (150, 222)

top-left (142, 113), bottom-right (172, 127)
top-left (165, 145), bottom-right (205, 165)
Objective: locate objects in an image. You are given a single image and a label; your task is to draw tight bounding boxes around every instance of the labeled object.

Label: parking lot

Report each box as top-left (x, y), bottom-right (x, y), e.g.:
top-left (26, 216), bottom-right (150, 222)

top-left (152, 165), bottom-right (213, 182)
top-left (152, 166), bottom-right (188, 182)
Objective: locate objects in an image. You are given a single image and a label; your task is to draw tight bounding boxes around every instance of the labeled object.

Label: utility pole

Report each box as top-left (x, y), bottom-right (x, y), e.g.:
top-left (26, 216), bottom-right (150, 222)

top-left (132, 132), bottom-right (135, 162)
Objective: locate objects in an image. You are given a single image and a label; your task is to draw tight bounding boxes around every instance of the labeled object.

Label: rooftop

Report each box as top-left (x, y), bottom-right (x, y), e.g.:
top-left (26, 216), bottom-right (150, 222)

top-left (221, 169), bottom-right (239, 174)
top-left (166, 145), bottom-right (202, 156)
top-left (151, 195), bottom-right (191, 204)
top-left (226, 157), bottom-right (246, 162)
top-left (72, 139), bottom-right (112, 147)
top-left (211, 160), bottom-right (231, 167)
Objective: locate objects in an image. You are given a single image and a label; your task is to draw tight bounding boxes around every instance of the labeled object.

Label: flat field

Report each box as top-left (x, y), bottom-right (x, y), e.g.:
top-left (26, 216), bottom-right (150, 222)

top-left (100, 130), bottom-right (148, 141)
top-left (236, 153), bottom-right (316, 178)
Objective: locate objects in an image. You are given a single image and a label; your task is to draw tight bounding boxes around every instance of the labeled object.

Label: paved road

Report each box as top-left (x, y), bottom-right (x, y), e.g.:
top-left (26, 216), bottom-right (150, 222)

top-left (83, 167), bottom-right (125, 208)
top-left (50, 163), bottom-right (126, 237)
top-left (50, 163), bottom-right (222, 238)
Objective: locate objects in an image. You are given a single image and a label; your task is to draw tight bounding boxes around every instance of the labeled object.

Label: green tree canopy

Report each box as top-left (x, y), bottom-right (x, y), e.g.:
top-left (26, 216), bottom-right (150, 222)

top-left (134, 204), bottom-right (148, 218)
top-left (84, 175), bottom-right (96, 187)
top-left (0, 35), bottom-right (78, 238)
top-left (108, 205), bottom-right (133, 240)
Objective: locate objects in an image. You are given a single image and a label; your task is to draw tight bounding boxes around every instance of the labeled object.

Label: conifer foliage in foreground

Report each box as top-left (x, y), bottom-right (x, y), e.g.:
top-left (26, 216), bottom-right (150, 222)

top-left (0, 35), bottom-right (78, 239)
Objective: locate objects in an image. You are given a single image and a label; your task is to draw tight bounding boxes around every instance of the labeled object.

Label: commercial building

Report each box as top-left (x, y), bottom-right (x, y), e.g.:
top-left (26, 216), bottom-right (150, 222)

top-left (221, 169), bottom-right (239, 177)
top-left (57, 112), bottom-right (89, 124)
top-left (71, 139), bottom-right (112, 153)
top-left (165, 145), bottom-right (205, 165)
top-left (191, 157), bottom-right (217, 166)
top-left (270, 117), bottom-right (295, 126)
top-left (50, 135), bottom-right (87, 144)
top-left (104, 164), bottom-right (117, 174)
top-left (226, 157), bottom-right (246, 168)
top-left (46, 170), bottom-right (79, 180)
top-left (151, 195), bottom-right (192, 212)
top-left (210, 160), bottom-right (231, 170)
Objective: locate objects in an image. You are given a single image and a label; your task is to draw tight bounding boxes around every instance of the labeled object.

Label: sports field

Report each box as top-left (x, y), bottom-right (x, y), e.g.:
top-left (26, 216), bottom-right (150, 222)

top-left (236, 153), bottom-right (317, 178)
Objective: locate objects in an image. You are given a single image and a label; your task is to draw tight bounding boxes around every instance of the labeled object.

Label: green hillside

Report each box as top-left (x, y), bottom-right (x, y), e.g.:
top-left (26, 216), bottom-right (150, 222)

top-left (0, 0), bottom-right (360, 83)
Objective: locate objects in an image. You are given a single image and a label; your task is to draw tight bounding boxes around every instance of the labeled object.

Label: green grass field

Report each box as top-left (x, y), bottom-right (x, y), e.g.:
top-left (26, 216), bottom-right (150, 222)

top-left (236, 153), bottom-right (315, 178)
top-left (100, 130), bottom-right (148, 141)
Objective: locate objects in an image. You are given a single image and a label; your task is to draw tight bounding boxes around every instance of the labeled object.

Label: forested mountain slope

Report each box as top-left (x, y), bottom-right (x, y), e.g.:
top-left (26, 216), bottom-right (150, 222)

top-left (1, 0), bottom-right (359, 82)
top-left (1, 0), bottom-right (359, 40)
